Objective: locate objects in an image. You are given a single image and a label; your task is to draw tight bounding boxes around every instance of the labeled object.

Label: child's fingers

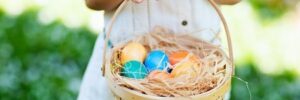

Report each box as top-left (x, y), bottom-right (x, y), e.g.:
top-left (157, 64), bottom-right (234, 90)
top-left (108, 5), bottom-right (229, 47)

top-left (132, 0), bottom-right (144, 4)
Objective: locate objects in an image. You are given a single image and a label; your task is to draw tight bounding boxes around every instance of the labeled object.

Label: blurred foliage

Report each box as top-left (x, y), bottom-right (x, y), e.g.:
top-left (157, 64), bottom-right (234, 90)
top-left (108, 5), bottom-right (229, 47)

top-left (231, 63), bottom-right (300, 100)
top-left (0, 9), bottom-right (96, 100)
top-left (248, 0), bottom-right (298, 22)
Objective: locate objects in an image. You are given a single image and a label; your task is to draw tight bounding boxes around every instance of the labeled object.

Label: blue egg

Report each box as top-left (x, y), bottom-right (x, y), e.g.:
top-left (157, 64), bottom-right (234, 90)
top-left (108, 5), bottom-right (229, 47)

top-left (121, 60), bottom-right (148, 79)
top-left (144, 50), bottom-right (169, 72)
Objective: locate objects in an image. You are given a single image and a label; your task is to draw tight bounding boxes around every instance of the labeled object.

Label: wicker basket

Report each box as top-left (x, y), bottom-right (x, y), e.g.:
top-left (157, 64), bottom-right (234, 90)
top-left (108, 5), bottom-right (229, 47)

top-left (101, 0), bottom-right (234, 100)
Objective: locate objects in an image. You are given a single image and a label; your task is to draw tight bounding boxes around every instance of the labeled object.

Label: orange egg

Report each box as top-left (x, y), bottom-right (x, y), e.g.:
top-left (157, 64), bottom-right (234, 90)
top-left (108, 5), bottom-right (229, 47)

top-left (170, 60), bottom-right (200, 78)
top-left (121, 42), bottom-right (147, 65)
top-left (169, 51), bottom-right (198, 67)
top-left (147, 70), bottom-right (171, 80)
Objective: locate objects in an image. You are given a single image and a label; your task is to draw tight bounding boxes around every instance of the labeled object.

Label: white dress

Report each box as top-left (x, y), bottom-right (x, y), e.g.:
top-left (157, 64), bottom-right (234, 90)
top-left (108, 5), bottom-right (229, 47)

top-left (78, 0), bottom-right (226, 100)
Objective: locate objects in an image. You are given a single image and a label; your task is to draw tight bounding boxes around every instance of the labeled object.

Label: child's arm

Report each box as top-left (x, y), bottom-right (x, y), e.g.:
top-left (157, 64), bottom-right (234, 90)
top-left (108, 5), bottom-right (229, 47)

top-left (85, 0), bottom-right (123, 10)
top-left (215, 0), bottom-right (240, 5)
top-left (85, 0), bottom-right (240, 10)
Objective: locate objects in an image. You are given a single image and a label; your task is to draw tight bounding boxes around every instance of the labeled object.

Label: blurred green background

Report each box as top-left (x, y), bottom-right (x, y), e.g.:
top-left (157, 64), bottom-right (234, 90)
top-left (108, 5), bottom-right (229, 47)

top-left (0, 0), bottom-right (300, 100)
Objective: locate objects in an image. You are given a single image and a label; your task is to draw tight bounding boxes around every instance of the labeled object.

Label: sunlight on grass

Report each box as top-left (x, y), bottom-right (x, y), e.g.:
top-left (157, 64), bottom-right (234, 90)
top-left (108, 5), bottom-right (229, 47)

top-left (223, 2), bottom-right (300, 75)
top-left (0, 0), bottom-right (104, 33)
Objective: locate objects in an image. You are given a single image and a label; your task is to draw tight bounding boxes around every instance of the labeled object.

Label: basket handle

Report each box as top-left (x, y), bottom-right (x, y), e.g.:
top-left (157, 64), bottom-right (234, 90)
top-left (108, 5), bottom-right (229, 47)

top-left (208, 0), bottom-right (234, 75)
top-left (101, 0), bottom-right (129, 76)
top-left (101, 0), bottom-right (234, 76)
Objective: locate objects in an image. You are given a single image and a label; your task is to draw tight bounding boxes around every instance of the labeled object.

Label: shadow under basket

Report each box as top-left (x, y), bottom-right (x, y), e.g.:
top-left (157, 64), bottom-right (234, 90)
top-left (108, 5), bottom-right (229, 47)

top-left (101, 0), bottom-right (234, 100)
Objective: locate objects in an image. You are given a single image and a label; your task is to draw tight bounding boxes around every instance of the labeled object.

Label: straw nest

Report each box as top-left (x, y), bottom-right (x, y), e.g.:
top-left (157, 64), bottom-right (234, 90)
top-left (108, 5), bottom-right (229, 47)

top-left (107, 27), bottom-right (232, 97)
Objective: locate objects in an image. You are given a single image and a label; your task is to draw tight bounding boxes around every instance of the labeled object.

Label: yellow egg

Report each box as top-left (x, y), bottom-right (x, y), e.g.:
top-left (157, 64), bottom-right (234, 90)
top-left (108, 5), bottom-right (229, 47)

top-left (121, 42), bottom-right (147, 65)
top-left (170, 60), bottom-right (200, 78)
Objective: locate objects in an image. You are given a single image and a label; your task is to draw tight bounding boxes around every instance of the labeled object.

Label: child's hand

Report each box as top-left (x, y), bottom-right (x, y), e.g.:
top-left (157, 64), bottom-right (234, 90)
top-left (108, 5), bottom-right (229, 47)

top-left (132, 0), bottom-right (143, 4)
top-left (215, 0), bottom-right (240, 5)
top-left (132, 0), bottom-right (240, 5)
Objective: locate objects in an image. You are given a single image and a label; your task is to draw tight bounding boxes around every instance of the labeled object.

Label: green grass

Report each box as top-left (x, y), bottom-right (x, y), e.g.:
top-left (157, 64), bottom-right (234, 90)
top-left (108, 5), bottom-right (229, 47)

top-left (0, 9), bottom-right (299, 100)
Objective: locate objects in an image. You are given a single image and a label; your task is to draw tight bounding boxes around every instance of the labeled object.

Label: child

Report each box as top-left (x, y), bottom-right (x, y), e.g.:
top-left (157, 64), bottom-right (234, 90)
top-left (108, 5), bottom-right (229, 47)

top-left (78, 0), bottom-right (239, 100)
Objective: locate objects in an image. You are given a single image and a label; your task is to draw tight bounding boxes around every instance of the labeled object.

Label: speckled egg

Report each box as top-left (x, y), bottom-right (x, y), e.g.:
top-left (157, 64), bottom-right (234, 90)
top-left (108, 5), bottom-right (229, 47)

top-left (121, 42), bottom-right (147, 65)
top-left (121, 60), bottom-right (149, 79)
top-left (144, 50), bottom-right (169, 72)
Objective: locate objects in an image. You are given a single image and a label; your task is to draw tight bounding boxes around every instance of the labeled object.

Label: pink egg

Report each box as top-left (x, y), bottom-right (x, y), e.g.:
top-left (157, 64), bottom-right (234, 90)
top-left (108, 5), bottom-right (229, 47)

top-left (147, 70), bottom-right (171, 80)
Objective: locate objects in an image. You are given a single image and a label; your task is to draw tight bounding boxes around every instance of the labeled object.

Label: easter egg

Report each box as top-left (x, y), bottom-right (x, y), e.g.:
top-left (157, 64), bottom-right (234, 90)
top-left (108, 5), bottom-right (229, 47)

top-left (144, 50), bottom-right (169, 72)
top-left (169, 51), bottom-right (189, 65)
top-left (170, 60), bottom-right (200, 78)
top-left (121, 42), bottom-right (147, 65)
top-left (169, 51), bottom-right (198, 68)
top-left (121, 60), bottom-right (149, 79)
top-left (147, 70), bottom-right (171, 80)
